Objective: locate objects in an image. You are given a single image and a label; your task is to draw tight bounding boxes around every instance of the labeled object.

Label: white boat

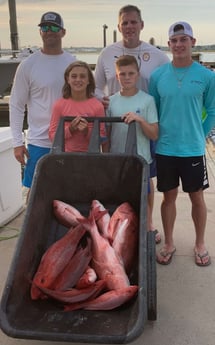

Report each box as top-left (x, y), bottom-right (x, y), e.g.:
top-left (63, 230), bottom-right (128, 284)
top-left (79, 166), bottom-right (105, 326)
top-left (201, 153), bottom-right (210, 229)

top-left (0, 126), bottom-right (24, 226)
top-left (0, 48), bottom-right (36, 98)
top-left (0, 57), bottom-right (20, 98)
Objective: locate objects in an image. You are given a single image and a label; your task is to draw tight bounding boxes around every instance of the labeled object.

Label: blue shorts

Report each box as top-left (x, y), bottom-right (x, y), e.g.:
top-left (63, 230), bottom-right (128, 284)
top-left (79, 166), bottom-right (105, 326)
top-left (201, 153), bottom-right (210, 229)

top-left (147, 177), bottom-right (151, 194)
top-left (22, 144), bottom-right (50, 188)
top-left (150, 140), bottom-right (157, 178)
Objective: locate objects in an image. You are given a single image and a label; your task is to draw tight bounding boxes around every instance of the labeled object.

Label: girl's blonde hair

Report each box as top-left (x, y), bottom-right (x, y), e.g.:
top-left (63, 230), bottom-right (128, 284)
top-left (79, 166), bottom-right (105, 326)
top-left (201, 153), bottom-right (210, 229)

top-left (62, 61), bottom-right (95, 99)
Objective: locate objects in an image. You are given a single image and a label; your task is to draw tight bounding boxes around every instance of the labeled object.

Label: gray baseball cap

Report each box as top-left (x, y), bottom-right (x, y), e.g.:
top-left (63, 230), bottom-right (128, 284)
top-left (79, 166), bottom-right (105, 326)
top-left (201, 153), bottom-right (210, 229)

top-left (38, 12), bottom-right (64, 29)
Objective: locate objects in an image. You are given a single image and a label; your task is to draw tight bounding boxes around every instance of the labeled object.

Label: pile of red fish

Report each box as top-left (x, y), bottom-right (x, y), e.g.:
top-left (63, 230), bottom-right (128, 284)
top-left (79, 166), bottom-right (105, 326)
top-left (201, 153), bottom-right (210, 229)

top-left (31, 199), bottom-right (139, 311)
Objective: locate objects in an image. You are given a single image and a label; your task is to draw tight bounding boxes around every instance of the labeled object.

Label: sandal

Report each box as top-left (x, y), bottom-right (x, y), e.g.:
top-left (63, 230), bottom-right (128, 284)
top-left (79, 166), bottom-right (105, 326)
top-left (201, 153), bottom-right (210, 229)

top-left (194, 251), bottom-right (211, 267)
top-left (156, 247), bottom-right (176, 265)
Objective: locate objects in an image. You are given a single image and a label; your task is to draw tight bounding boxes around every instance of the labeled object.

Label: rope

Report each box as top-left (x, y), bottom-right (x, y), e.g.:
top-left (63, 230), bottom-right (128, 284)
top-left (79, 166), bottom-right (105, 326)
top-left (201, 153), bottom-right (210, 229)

top-left (0, 226), bottom-right (20, 241)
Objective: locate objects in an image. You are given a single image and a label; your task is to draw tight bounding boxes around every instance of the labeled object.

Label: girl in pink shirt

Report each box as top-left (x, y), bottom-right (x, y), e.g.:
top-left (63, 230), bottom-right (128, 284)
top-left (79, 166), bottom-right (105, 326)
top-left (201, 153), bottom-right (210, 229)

top-left (49, 61), bottom-right (107, 152)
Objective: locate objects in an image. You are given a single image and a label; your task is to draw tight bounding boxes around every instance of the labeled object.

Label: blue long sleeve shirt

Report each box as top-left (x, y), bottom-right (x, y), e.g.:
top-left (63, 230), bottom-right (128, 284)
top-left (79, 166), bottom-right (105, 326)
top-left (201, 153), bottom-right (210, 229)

top-left (149, 61), bottom-right (215, 157)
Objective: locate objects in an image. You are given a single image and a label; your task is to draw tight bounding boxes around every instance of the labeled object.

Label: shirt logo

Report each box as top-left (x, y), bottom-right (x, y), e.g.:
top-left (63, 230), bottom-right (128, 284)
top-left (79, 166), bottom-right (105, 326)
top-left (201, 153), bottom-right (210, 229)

top-left (142, 52), bottom-right (150, 61)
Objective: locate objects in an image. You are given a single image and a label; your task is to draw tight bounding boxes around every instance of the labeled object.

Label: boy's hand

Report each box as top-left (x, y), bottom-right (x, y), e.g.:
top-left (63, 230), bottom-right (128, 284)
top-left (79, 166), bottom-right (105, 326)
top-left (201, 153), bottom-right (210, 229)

top-left (122, 112), bottom-right (137, 124)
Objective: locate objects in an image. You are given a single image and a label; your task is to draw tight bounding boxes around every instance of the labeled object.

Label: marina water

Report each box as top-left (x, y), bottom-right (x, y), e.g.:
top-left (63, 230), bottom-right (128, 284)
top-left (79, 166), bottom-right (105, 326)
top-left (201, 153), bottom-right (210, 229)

top-left (74, 51), bottom-right (215, 65)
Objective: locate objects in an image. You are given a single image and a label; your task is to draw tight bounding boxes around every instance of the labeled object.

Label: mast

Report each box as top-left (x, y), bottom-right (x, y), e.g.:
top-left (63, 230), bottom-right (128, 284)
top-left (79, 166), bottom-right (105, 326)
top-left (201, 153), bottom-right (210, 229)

top-left (8, 0), bottom-right (19, 56)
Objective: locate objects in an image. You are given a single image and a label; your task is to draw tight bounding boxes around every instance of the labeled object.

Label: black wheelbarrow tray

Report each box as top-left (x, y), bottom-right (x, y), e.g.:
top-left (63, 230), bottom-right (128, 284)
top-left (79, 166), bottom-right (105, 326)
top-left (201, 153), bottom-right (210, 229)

top-left (0, 117), bottom-right (157, 344)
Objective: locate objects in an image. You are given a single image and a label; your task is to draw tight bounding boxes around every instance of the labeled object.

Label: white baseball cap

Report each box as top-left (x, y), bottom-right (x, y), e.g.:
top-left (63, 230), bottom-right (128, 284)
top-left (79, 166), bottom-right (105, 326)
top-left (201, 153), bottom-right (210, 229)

top-left (168, 21), bottom-right (193, 39)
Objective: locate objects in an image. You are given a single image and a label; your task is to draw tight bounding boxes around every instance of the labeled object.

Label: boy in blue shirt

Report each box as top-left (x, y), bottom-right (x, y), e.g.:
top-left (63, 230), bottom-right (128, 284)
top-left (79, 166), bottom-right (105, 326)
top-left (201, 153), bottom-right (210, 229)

top-left (107, 54), bottom-right (158, 233)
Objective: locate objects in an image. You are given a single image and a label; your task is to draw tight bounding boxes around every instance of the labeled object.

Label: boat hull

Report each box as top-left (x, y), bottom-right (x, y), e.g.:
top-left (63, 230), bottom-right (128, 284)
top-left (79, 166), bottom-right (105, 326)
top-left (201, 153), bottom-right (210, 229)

top-left (0, 60), bottom-right (20, 97)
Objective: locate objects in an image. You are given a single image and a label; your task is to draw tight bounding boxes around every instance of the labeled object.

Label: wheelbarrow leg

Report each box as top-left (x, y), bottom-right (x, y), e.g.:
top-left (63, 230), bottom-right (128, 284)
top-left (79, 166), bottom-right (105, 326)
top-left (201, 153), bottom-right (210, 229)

top-left (147, 230), bottom-right (157, 320)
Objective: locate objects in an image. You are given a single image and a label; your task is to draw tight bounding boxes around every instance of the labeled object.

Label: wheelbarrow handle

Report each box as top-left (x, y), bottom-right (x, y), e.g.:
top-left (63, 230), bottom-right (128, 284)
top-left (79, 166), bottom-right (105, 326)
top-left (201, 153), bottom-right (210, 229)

top-left (51, 116), bottom-right (137, 155)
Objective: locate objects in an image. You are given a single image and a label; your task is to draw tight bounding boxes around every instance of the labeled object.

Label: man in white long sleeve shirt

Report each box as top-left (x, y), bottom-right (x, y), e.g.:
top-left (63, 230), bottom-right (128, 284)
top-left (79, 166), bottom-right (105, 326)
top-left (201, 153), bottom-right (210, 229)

top-left (94, 6), bottom-right (169, 100)
top-left (94, 5), bottom-right (169, 244)
top-left (10, 11), bottom-right (76, 199)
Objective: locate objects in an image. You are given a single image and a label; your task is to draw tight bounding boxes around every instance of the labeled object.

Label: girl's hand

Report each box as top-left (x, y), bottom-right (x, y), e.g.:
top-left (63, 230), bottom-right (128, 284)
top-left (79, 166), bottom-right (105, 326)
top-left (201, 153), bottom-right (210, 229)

top-left (77, 117), bottom-right (88, 135)
top-left (70, 117), bottom-right (88, 135)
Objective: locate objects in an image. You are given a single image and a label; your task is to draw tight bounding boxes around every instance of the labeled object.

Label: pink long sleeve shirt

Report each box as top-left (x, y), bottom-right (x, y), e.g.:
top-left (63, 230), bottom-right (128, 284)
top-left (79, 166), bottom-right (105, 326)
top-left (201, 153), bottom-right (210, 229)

top-left (49, 97), bottom-right (106, 152)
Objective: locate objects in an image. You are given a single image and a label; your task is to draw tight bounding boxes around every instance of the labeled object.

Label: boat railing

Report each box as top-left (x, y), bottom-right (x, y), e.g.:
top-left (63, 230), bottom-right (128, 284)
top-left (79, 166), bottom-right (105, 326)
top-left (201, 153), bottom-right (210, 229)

top-left (0, 49), bottom-right (21, 58)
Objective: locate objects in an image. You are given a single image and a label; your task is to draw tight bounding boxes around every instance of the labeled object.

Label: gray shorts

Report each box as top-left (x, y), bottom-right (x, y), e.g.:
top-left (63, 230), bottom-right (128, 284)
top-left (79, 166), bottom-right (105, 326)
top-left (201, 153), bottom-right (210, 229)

top-left (156, 154), bottom-right (209, 193)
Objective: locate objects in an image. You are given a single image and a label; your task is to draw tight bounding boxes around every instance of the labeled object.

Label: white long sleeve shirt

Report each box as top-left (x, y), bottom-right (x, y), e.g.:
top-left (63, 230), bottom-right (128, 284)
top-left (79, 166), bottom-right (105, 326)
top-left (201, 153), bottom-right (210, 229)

top-left (10, 50), bottom-right (76, 148)
top-left (94, 41), bottom-right (169, 99)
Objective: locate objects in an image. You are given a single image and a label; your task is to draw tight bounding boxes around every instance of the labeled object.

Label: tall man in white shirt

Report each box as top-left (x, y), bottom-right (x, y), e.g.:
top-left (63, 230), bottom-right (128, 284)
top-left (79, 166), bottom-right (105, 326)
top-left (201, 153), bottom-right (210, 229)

top-left (94, 5), bottom-right (169, 243)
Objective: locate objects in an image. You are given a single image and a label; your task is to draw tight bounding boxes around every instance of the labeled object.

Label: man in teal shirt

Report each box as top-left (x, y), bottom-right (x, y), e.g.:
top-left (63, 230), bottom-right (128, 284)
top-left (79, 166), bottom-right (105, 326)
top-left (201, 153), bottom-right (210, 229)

top-left (149, 21), bottom-right (215, 266)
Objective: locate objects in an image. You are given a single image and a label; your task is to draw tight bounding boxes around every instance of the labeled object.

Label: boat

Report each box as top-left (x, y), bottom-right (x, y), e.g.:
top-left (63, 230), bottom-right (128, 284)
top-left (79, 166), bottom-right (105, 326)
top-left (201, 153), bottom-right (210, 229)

top-left (0, 48), bottom-right (37, 98)
top-left (0, 57), bottom-right (19, 98)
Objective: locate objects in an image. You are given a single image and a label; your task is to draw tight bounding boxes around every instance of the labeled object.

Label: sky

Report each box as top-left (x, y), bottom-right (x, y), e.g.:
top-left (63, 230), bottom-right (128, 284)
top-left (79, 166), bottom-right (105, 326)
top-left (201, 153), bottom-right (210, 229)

top-left (0, 0), bottom-right (215, 49)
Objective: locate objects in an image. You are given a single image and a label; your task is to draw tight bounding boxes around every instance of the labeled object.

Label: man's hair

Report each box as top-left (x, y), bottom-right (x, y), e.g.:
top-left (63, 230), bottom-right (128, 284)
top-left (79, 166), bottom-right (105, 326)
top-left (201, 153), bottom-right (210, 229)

top-left (118, 5), bottom-right (142, 21)
top-left (115, 55), bottom-right (139, 71)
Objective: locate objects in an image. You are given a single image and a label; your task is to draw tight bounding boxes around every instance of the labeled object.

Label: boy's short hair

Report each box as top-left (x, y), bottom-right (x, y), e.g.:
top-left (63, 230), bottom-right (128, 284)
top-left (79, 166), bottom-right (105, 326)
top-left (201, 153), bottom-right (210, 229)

top-left (115, 55), bottom-right (139, 71)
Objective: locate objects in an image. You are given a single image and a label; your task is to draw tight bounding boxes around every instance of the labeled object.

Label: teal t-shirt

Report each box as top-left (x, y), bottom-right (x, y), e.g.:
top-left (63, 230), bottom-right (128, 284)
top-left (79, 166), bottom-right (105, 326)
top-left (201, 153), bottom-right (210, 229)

top-left (106, 90), bottom-right (158, 163)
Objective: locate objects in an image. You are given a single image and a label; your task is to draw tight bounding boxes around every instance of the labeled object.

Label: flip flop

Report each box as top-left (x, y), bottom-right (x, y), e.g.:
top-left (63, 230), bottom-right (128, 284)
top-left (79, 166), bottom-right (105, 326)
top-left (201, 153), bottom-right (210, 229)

top-left (152, 229), bottom-right (161, 244)
top-left (194, 251), bottom-right (211, 267)
top-left (156, 247), bottom-right (176, 265)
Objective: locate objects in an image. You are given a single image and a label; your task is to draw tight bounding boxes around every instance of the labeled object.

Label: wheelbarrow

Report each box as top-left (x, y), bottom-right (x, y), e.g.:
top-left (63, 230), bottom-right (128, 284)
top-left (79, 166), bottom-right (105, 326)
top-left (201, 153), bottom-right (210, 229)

top-left (0, 116), bottom-right (157, 343)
